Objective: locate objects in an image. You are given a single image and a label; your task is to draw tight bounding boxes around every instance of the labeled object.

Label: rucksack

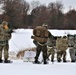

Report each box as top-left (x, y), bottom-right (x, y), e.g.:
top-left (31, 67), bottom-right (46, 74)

top-left (32, 26), bottom-right (49, 43)
top-left (33, 26), bottom-right (49, 38)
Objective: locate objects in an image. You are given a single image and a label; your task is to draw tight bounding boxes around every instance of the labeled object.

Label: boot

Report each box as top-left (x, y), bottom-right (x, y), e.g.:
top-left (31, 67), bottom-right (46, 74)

top-left (44, 61), bottom-right (48, 64)
top-left (51, 58), bottom-right (54, 62)
top-left (34, 59), bottom-right (41, 64)
top-left (57, 58), bottom-right (61, 62)
top-left (43, 60), bottom-right (48, 64)
top-left (63, 59), bottom-right (67, 62)
top-left (71, 60), bottom-right (75, 62)
top-left (0, 59), bottom-right (3, 63)
top-left (4, 59), bottom-right (11, 63)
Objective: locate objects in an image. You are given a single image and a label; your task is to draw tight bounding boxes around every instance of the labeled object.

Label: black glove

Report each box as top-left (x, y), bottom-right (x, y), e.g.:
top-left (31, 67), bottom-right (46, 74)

top-left (31, 36), bottom-right (34, 39)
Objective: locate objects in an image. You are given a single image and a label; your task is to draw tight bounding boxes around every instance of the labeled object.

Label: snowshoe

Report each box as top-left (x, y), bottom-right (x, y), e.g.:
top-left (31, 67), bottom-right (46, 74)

top-left (63, 60), bottom-right (67, 62)
top-left (43, 61), bottom-right (48, 64)
top-left (33, 60), bottom-right (41, 64)
top-left (71, 60), bottom-right (75, 62)
top-left (4, 60), bottom-right (12, 63)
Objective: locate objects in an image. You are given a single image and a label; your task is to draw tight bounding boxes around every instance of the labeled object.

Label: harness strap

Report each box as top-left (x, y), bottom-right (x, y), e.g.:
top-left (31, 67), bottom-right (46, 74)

top-left (38, 42), bottom-right (47, 46)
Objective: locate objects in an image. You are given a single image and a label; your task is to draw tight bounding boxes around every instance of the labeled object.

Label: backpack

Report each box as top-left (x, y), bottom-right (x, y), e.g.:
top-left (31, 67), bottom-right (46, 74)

top-left (33, 26), bottom-right (48, 37)
top-left (32, 26), bottom-right (49, 43)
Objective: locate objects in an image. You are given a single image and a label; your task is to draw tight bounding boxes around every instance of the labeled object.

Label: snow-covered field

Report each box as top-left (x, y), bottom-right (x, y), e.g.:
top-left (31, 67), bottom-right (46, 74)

top-left (0, 60), bottom-right (76, 75)
top-left (9, 29), bottom-right (36, 52)
top-left (1, 29), bottom-right (76, 75)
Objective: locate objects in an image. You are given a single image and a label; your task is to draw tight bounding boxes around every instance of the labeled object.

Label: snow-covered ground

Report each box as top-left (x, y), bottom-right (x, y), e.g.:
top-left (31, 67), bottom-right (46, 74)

top-left (1, 29), bottom-right (76, 75)
top-left (0, 60), bottom-right (76, 75)
top-left (9, 29), bottom-right (36, 52)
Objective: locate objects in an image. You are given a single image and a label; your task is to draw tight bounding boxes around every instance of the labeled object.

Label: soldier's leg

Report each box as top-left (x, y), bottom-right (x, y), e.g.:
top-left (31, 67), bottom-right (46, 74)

top-left (4, 44), bottom-right (9, 61)
top-left (47, 47), bottom-right (55, 61)
top-left (69, 49), bottom-right (75, 62)
top-left (34, 44), bottom-right (41, 63)
top-left (57, 51), bottom-right (62, 62)
top-left (51, 50), bottom-right (55, 62)
top-left (63, 51), bottom-right (67, 62)
top-left (75, 50), bottom-right (76, 61)
top-left (42, 45), bottom-right (47, 64)
top-left (0, 46), bottom-right (3, 62)
top-left (47, 48), bottom-right (52, 60)
top-left (33, 40), bottom-right (38, 46)
top-left (47, 52), bottom-right (51, 60)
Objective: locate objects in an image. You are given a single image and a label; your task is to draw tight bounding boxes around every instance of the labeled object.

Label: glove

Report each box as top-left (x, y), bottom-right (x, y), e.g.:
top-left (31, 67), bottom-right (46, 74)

top-left (31, 36), bottom-right (34, 39)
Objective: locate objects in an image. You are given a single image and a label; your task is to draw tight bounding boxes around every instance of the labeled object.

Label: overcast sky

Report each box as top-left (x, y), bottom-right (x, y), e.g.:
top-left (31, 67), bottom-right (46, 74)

top-left (26, 0), bottom-right (76, 13)
top-left (0, 0), bottom-right (76, 14)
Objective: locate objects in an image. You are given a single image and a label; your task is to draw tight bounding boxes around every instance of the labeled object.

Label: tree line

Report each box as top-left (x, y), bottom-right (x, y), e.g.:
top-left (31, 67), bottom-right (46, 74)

top-left (0, 0), bottom-right (76, 29)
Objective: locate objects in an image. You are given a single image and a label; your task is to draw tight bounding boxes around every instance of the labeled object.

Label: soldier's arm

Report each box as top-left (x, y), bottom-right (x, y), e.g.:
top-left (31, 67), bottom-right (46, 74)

top-left (33, 40), bottom-right (38, 46)
top-left (5, 28), bottom-right (15, 34)
top-left (48, 31), bottom-right (55, 39)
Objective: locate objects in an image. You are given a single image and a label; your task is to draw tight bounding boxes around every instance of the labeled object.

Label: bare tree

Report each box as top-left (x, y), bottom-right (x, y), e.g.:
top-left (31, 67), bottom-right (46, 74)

top-left (65, 9), bottom-right (76, 29)
top-left (47, 1), bottom-right (64, 29)
top-left (31, 5), bottom-right (49, 27)
top-left (2, 0), bottom-right (29, 28)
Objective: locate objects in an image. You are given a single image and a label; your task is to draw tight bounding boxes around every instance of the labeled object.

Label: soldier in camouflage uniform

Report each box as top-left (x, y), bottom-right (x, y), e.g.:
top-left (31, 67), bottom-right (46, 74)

top-left (33, 33), bottom-right (56, 62)
top-left (31, 24), bottom-right (52, 64)
top-left (68, 34), bottom-right (76, 62)
top-left (56, 36), bottom-right (68, 62)
top-left (47, 46), bottom-right (55, 62)
top-left (47, 35), bottom-right (57, 62)
top-left (0, 21), bottom-right (13, 63)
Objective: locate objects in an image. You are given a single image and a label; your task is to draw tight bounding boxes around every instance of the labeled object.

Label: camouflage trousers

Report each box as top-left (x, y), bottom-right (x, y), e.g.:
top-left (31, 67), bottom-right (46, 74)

top-left (35, 43), bottom-right (47, 62)
top-left (57, 50), bottom-right (66, 62)
top-left (0, 44), bottom-right (9, 60)
top-left (47, 47), bottom-right (55, 61)
top-left (69, 48), bottom-right (76, 62)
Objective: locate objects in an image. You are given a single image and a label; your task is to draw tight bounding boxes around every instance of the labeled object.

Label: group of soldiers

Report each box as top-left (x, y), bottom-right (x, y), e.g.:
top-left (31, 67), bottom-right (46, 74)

top-left (31, 24), bottom-right (76, 64)
top-left (0, 21), bottom-right (76, 64)
top-left (47, 36), bottom-right (68, 62)
top-left (47, 33), bottom-right (76, 63)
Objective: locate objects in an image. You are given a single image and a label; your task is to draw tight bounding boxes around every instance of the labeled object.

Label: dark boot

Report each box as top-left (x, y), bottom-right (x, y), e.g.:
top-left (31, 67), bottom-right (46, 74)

top-left (34, 60), bottom-right (41, 64)
top-left (51, 58), bottom-right (54, 62)
top-left (4, 59), bottom-right (11, 63)
top-left (44, 61), bottom-right (48, 64)
top-left (0, 59), bottom-right (3, 63)
top-left (34, 60), bottom-right (38, 63)
top-left (63, 59), bottom-right (67, 62)
top-left (71, 60), bottom-right (75, 62)
top-left (43, 60), bottom-right (48, 64)
top-left (57, 58), bottom-right (61, 62)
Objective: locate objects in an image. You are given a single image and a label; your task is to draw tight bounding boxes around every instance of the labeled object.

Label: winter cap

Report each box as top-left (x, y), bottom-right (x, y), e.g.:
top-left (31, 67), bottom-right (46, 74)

top-left (2, 21), bottom-right (8, 26)
top-left (42, 23), bottom-right (48, 27)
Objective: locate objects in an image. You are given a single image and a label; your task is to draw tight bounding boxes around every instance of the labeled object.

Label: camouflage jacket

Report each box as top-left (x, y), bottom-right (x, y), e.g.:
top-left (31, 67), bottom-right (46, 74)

top-left (0, 25), bottom-right (12, 45)
top-left (32, 26), bottom-right (49, 43)
top-left (56, 37), bottom-right (68, 51)
top-left (67, 34), bottom-right (76, 49)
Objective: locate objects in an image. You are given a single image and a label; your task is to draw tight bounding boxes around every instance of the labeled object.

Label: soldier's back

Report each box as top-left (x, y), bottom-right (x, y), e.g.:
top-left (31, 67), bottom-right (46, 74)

top-left (56, 37), bottom-right (68, 51)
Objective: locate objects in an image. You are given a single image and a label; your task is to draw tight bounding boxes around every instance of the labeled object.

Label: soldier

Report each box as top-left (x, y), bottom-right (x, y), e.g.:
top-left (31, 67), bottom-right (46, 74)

top-left (56, 36), bottom-right (68, 62)
top-left (68, 34), bottom-right (76, 62)
top-left (31, 24), bottom-right (51, 64)
top-left (47, 46), bottom-right (55, 62)
top-left (33, 33), bottom-right (56, 62)
top-left (0, 21), bottom-right (13, 63)
top-left (47, 34), bottom-right (57, 62)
